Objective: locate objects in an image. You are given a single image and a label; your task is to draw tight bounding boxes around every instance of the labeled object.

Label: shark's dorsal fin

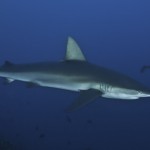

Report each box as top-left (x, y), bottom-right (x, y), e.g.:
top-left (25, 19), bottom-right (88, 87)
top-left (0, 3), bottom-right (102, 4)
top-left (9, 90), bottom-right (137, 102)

top-left (65, 37), bottom-right (86, 61)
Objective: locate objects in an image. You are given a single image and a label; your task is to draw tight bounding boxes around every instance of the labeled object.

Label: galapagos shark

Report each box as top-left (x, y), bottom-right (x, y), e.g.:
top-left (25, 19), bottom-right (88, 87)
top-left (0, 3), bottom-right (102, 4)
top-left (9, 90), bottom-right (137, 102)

top-left (0, 37), bottom-right (150, 112)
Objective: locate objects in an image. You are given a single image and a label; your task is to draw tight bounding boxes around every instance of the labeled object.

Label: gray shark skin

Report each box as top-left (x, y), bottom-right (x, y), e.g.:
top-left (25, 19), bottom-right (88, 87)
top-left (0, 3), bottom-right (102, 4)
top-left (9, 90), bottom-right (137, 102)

top-left (0, 37), bottom-right (150, 112)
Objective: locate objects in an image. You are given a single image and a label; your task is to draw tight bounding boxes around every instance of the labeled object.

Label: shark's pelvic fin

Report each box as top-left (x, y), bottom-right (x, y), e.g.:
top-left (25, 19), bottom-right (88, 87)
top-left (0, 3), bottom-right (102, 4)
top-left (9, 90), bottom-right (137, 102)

top-left (65, 89), bottom-right (101, 112)
top-left (65, 36), bottom-right (86, 61)
top-left (3, 78), bottom-right (15, 84)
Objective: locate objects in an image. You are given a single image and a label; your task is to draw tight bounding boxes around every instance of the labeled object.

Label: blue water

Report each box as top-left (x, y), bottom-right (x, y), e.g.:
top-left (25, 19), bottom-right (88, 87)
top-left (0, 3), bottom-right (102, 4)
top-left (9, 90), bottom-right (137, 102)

top-left (0, 0), bottom-right (150, 150)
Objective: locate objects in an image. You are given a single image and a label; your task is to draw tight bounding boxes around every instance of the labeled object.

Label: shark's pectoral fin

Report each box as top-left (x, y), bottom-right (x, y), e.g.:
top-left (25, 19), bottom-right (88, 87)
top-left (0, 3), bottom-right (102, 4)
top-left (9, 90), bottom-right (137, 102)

top-left (65, 89), bottom-right (101, 112)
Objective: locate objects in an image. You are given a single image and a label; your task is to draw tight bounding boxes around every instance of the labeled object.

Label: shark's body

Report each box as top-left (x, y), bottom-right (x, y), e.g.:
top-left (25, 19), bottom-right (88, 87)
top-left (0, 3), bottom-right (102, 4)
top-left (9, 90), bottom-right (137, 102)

top-left (0, 37), bottom-right (150, 112)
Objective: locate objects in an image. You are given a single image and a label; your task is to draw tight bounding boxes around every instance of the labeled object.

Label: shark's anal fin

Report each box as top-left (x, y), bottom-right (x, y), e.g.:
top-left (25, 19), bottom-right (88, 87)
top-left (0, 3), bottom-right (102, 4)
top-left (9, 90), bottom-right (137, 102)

top-left (65, 89), bottom-right (101, 112)
top-left (65, 37), bottom-right (86, 61)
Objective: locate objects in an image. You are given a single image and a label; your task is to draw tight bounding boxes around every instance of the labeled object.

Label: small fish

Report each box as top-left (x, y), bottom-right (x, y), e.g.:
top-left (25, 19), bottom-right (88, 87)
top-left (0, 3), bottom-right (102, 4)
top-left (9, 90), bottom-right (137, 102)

top-left (66, 115), bottom-right (72, 123)
top-left (16, 133), bottom-right (20, 137)
top-left (67, 140), bottom-right (71, 145)
top-left (35, 125), bottom-right (39, 131)
top-left (39, 133), bottom-right (45, 138)
top-left (87, 119), bottom-right (93, 124)
top-left (140, 66), bottom-right (150, 73)
top-left (84, 147), bottom-right (92, 150)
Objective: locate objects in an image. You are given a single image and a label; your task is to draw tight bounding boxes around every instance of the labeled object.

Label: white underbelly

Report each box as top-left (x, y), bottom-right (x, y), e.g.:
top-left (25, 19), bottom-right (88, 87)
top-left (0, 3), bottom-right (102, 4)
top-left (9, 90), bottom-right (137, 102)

top-left (102, 93), bottom-right (139, 100)
top-left (37, 81), bottom-right (93, 91)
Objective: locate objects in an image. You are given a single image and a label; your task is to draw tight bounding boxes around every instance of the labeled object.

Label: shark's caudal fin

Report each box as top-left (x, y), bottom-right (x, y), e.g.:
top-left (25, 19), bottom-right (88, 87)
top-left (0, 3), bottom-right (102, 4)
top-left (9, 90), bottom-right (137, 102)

top-left (65, 89), bottom-right (101, 112)
top-left (65, 37), bottom-right (86, 61)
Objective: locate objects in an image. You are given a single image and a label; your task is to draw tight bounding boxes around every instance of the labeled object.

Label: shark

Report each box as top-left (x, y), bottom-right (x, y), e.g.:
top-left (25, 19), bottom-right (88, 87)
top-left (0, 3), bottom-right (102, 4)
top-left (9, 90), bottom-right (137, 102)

top-left (0, 37), bottom-right (150, 112)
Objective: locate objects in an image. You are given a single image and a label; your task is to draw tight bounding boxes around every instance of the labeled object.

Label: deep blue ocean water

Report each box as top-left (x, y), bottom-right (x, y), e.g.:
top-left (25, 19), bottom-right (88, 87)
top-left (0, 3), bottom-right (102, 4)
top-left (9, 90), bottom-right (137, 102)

top-left (0, 0), bottom-right (150, 150)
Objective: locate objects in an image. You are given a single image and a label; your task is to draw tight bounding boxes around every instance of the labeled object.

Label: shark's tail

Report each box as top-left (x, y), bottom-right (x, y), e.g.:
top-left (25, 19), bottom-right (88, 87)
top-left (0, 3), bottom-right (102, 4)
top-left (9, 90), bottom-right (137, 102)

top-left (140, 66), bottom-right (150, 73)
top-left (0, 61), bottom-right (15, 84)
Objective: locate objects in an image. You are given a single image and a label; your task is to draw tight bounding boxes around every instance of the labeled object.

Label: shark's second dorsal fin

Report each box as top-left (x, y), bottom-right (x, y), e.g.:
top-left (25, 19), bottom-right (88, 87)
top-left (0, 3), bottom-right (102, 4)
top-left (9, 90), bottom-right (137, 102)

top-left (3, 61), bottom-right (14, 67)
top-left (65, 37), bottom-right (86, 61)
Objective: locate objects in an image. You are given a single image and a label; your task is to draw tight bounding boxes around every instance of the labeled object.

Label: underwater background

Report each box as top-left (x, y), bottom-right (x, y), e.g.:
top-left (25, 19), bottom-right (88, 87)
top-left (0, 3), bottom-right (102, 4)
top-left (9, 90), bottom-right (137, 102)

top-left (0, 0), bottom-right (150, 150)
